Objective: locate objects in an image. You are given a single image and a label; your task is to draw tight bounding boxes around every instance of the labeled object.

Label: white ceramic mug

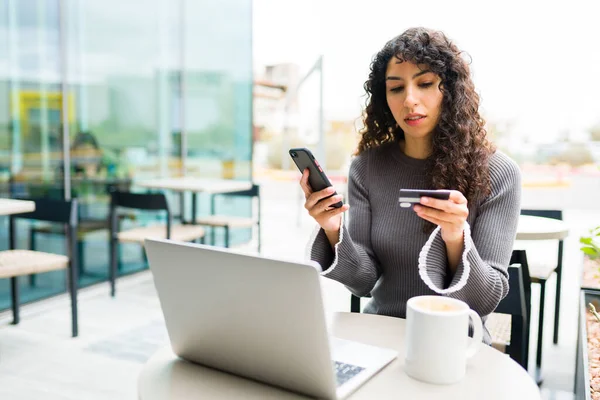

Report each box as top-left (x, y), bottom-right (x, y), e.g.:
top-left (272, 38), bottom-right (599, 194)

top-left (405, 295), bottom-right (483, 385)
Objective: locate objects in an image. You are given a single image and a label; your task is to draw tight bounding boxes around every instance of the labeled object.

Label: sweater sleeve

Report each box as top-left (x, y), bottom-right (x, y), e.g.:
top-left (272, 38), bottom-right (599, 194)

top-left (417, 152), bottom-right (522, 317)
top-left (305, 153), bottom-right (381, 297)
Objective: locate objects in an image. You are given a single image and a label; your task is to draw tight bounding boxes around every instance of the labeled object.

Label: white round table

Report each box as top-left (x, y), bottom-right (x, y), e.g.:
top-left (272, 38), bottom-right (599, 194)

top-left (138, 312), bottom-right (540, 400)
top-left (516, 215), bottom-right (569, 241)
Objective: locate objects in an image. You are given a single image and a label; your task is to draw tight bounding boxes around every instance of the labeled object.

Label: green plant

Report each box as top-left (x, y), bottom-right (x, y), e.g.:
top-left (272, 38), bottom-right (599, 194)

top-left (580, 226), bottom-right (600, 259)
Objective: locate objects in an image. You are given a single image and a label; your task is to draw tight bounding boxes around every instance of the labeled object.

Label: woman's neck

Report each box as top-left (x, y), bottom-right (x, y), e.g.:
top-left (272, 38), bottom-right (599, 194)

top-left (400, 137), bottom-right (432, 159)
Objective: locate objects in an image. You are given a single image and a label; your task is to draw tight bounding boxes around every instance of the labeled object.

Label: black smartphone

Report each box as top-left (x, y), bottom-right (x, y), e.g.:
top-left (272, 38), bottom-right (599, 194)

top-left (399, 189), bottom-right (452, 208)
top-left (289, 147), bottom-right (343, 208)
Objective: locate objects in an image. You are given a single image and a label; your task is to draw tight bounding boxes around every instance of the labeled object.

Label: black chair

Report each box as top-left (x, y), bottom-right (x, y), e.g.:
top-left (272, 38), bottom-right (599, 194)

top-left (350, 293), bottom-right (362, 313)
top-left (194, 184), bottom-right (261, 253)
top-left (109, 191), bottom-right (206, 297)
top-left (28, 182), bottom-right (134, 283)
top-left (520, 209), bottom-right (564, 346)
top-left (488, 249), bottom-right (532, 369)
top-left (0, 198), bottom-right (79, 337)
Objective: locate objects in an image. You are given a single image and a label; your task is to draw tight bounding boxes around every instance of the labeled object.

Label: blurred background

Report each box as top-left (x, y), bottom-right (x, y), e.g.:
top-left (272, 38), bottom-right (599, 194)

top-left (0, 0), bottom-right (599, 398)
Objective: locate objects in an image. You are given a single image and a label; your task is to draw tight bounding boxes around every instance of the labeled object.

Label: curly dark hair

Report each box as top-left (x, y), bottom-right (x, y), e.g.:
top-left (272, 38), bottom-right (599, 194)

top-left (358, 27), bottom-right (495, 207)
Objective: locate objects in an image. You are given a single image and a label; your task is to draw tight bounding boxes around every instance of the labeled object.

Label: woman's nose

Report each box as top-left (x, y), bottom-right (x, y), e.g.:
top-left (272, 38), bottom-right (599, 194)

top-left (403, 87), bottom-right (418, 107)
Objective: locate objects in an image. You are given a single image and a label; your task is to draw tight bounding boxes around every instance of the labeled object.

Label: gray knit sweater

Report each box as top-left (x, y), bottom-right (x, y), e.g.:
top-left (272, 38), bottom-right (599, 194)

top-left (308, 141), bottom-right (522, 344)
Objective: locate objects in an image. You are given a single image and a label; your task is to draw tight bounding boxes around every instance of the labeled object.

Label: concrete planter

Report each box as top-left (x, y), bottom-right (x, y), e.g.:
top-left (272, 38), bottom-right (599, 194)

top-left (576, 289), bottom-right (600, 399)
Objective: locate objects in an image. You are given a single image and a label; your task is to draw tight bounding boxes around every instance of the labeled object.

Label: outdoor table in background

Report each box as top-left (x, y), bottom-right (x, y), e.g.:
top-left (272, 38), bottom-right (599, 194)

top-left (138, 312), bottom-right (540, 400)
top-left (516, 215), bottom-right (569, 241)
top-left (136, 178), bottom-right (253, 223)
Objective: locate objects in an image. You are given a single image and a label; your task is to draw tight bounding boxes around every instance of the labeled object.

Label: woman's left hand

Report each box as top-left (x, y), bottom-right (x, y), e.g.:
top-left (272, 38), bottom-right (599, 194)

top-left (413, 190), bottom-right (469, 244)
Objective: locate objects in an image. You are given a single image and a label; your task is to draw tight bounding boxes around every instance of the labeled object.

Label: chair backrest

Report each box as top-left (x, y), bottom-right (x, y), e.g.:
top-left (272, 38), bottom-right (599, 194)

top-left (109, 190), bottom-right (172, 238)
top-left (220, 184), bottom-right (259, 198)
top-left (211, 184), bottom-right (260, 216)
top-left (495, 249), bottom-right (530, 317)
top-left (110, 191), bottom-right (169, 212)
top-left (11, 197), bottom-right (78, 226)
top-left (520, 208), bottom-right (562, 221)
top-left (494, 249), bottom-right (531, 369)
top-left (9, 198), bottom-right (79, 257)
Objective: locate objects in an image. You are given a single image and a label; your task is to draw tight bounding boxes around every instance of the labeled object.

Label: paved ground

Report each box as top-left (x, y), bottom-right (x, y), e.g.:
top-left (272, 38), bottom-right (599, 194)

top-left (0, 177), bottom-right (598, 399)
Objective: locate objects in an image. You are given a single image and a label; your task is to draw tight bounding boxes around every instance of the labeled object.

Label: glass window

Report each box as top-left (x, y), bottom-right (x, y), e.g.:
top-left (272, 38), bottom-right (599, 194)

top-left (65, 0), bottom-right (182, 282)
top-left (0, 0), bottom-right (67, 310)
top-left (0, 0), bottom-right (254, 312)
top-left (184, 0), bottom-right (253, 246)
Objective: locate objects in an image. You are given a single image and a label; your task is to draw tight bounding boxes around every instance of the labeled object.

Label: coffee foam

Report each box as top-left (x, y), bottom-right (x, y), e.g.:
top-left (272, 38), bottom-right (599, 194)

top-left (415, 297), bottom-right (462, 312)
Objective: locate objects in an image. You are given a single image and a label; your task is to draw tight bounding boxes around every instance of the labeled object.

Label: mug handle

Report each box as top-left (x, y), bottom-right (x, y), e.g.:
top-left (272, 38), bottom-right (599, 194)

top-left (466, 309), bottom-right (483, 359)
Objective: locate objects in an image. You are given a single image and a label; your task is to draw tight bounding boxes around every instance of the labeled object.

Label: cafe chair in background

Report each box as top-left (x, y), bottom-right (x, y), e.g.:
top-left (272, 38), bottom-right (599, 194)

top-left (486, 249), bottom-right (532, 370)
top-left (194, 184), bottom-right (261, 253)
top-left (0, 198), bottom-right (79, 337)
top-left (519, 209), bottom-right (564, 345)
top-left (109, 191), bottom-right (206, 297)
top-left (27, 183), bottom-right (135, 283)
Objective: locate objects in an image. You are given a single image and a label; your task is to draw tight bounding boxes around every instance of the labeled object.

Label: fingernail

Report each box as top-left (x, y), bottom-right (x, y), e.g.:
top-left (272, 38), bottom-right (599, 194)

top-left (421, 197), bottom-right (429, 204)
top-left (327, 187), bottom-right (335, 193)
top-left (414, 205), bottom-right (421, 212)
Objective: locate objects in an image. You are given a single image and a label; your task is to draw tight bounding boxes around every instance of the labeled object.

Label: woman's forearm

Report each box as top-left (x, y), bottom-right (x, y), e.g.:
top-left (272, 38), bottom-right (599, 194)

top-left (324, 228), bottom-right (341, 250)
top-left (444, 233), bottom-right (464, 275)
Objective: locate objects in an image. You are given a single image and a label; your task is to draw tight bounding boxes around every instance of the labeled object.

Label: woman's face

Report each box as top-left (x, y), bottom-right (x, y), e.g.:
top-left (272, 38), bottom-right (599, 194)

top-left (385, 58), bottom-right (443, 140)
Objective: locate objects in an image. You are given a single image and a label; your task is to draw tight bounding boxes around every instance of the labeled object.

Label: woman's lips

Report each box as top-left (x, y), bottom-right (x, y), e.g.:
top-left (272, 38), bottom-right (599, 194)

top-left (405, 116), bottom-right (426, 127)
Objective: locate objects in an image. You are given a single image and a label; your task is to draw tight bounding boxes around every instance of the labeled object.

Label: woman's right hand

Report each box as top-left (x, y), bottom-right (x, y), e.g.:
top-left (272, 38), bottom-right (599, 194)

top-left (299, 168), bottom-right (350, 233)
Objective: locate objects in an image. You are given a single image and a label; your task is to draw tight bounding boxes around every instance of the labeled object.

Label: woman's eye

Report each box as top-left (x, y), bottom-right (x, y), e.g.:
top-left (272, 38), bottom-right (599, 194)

top-left (390, 87), bottom-right (404, 93)
top-left (419, 82), bottom-right (433, 88)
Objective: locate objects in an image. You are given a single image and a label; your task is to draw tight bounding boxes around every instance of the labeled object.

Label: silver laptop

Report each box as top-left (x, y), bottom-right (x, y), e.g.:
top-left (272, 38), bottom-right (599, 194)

top-left (145, 239), bottom-right (397, 399)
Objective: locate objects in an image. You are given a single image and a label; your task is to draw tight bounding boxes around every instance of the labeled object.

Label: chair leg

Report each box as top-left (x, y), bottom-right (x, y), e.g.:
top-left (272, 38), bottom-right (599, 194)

top-left (508, 315), bottom-right (525, 369)
top-left (350, 295), bottom-right (361, 313)
top-left (10, 277), bottom-right (20, 325)
top-left (536, 281), bottom-right (546, 371)
top-left (29, 228), bottom-right (36, 287)
top-left (142, 245), bottom-right (148, 266)
top-left (110, 238), bottom-right (118, 297)
top-left (553, 241), bottom-right (564, 345)
top-left (553, 269), bottom-right (562, 345)
top-left (77, 239), bottom-right (85, 278)
top-left (257, 223), bottom-right (261, 254)
top-left (69, 263), bottom-right (79, 337)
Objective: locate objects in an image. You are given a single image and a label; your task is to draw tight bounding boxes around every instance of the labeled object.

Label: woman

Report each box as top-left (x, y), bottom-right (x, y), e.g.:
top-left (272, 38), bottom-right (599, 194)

top-left (301, 27), bottom-right (521, 344)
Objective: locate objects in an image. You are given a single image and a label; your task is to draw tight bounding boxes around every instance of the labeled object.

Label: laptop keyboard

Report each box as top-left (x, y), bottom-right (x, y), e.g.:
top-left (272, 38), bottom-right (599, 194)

top-left (334, 361), bottom-right (365, 387)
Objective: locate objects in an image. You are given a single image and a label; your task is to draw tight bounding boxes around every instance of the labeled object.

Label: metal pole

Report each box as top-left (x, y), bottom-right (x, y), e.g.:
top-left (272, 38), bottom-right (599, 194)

top-left (7, 0), bottom-right (22, 176)
top-left (77, 0), bottom-right (89, 133)
top-left (179, 0), bottom-right (187, 177)
top-left (317, 55), bottom-right (325, 169)
top-left (157, 0), bottom-right (169, 177)
top-left (59, 0), bottom-right (71, 200)
top-left (37, 0), bottom-right (51, 181)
